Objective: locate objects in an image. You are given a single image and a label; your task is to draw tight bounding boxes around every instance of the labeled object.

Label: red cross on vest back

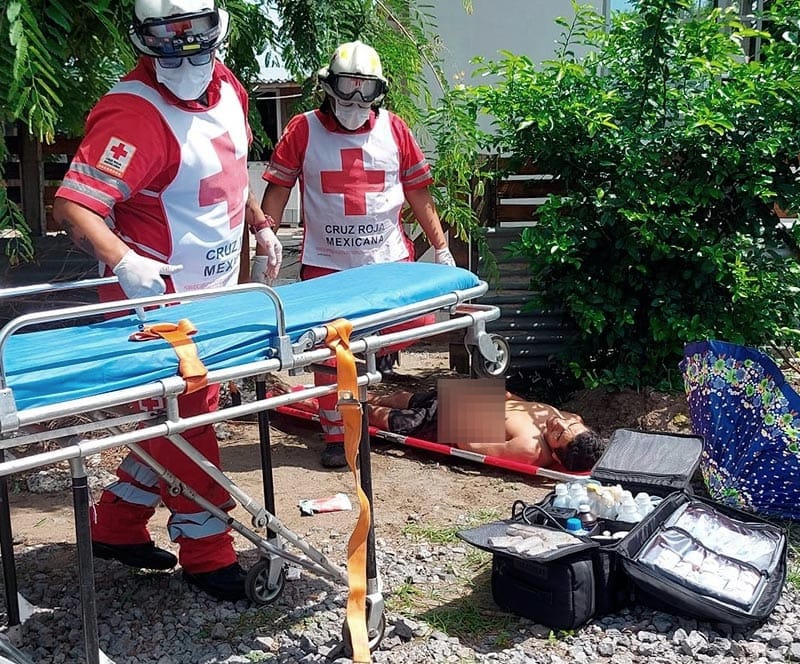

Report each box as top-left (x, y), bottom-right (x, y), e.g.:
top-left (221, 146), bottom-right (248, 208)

top-left (321, 148), bottom-right (385, 216)
top-left (137, 397), bottom-right (164, 412)
top-left (198, 132), bottom-right (246, 229)
top-left (110, 142), bottom-right (129, 160)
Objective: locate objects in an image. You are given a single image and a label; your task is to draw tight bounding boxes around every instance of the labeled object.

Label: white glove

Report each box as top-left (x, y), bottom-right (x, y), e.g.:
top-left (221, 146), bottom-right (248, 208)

top-left (112, 249), bottom-right (183, 299)
top-left (434, 247), bottom-right (456, 267)
top-left (254, 227), bottom-right (283, 282)
top-left (249, 255), bottom-right (272, 284)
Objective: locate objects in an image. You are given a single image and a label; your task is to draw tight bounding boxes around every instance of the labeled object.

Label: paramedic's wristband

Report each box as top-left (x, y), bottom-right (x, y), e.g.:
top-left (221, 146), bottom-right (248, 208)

top-left (249, 214), bottom-right (277, 233)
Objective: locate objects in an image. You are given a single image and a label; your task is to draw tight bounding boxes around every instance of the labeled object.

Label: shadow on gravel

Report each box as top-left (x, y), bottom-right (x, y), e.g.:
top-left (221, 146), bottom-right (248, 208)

top-left (0, 542), bottom-right (348, 663)
top-left (413, 566), bottom-right (524, 652)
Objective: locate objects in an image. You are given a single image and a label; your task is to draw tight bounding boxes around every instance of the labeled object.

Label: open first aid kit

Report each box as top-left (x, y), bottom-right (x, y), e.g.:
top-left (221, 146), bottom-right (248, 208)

top-left (458, 429), bottom-right (787, 630)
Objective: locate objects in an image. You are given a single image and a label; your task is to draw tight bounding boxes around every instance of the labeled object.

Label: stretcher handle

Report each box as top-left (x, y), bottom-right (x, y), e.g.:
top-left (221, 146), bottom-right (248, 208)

top-left (0, 277), bottom-right (118, 300)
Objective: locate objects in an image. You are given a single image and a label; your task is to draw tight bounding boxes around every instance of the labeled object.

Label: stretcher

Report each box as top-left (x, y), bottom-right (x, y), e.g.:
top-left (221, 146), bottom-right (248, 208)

top-left (0, 262), bottom-right (504, 664)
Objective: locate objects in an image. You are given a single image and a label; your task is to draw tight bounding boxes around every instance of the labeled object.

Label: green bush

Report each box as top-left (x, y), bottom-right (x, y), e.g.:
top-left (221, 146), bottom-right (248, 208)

top-left (445, 0), bottom-right (800, 390)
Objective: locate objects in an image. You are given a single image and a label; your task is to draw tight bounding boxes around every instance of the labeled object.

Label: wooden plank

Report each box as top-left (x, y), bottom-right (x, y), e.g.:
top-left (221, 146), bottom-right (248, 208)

top-left (495, 204), bottom-right (542, 222)
top-left (19, 128), bottom-right (44, 235)
top-left (497, 179), bottom-right (563, 198)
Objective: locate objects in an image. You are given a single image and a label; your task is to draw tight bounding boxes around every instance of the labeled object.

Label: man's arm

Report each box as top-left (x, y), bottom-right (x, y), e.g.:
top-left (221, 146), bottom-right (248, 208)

top-left (456, 410), bottom-right (553, 466)
top-left (404, 187), bottom-right (447, 252)
top-left (244, 189), bottom-right (265, 228)
top-left (260, 183), bottom-right (292, 238)
top-left (53, 197), bottom-right (129, 267)
top-left (245, 185), bottom-right (284, 282)
top-left (456, 437), bottom-right (553, 466)
top-left (53, 196), bottom-right (182, 299)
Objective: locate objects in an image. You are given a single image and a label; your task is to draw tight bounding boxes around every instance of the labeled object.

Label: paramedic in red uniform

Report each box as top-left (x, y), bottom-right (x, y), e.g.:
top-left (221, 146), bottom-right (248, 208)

top-left (256, 40), bottom-right (455, 468)
top-left (52, 0), bottom-right (282, 601)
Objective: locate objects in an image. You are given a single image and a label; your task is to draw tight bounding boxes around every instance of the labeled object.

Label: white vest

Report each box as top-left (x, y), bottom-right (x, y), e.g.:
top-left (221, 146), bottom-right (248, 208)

top-left (108, 80), bottom-right (248, 291)
top-left (301, 111), bottom-right (409, 269)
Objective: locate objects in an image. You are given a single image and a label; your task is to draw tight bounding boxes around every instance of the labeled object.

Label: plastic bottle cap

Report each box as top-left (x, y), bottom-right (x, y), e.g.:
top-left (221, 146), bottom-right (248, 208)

top-left (565, 517), bottom-right (583, 532)
top-left (578, 504), bottom-right (591, 513)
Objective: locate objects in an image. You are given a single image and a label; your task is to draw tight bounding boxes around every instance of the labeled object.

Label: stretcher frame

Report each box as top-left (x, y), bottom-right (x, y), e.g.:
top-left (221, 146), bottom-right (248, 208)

top-left (0, 269), bottom-right (501, 663)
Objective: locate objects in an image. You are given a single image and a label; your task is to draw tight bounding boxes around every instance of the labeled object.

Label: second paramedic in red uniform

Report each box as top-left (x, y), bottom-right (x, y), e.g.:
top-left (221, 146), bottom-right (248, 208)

top-left (258, 40), bottom-right (455, 468)
top-left (52, 0), bottom-right (282, 601)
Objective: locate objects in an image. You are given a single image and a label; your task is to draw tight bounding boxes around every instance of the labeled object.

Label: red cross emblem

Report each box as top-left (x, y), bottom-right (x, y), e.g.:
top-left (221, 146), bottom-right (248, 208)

top-left (97, 136), bottom-right (136, 178)
top-left (321, 148), bottom-right (385, 216)
top-left (137, 397), bottom-right (164, 412)
top-left (198, 132), bottom-right (247, 229)
top-left (110, 142), bottom-right (128, 160)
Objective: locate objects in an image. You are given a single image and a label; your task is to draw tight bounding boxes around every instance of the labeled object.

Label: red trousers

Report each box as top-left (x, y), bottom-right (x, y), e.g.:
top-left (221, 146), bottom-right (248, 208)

top-left (93, 282), bottom-right (236, 573)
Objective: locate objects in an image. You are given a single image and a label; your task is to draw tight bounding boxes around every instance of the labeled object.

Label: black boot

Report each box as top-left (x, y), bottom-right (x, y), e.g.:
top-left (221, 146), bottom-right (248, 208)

top-left (320, 442), bottom-right (347, 468)
top-left (92, 540), bottom-right (177, 570)
top-left (376, 352), bottom-right (399, 376)
top-left (184, 562), bottom-right (248, 601)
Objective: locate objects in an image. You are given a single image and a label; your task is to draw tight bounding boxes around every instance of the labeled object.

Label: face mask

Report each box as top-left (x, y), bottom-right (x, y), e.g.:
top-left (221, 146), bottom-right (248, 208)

top-left (155, 58), bottom-right (214, 101)
top-left (333, 99), bottom-right (372, 131)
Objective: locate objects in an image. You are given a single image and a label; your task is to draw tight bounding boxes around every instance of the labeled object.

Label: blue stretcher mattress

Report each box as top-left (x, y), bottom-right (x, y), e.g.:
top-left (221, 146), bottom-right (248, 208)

top-left (5, 263), bottom-right (480, 411)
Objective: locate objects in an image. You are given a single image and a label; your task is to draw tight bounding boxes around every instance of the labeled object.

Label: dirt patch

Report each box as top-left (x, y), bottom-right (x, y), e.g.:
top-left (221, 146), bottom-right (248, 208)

top-left (562, 387), bottom-right (692, 438)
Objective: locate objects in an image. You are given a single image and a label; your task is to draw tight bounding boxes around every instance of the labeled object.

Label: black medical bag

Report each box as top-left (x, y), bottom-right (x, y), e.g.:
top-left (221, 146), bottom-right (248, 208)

top-left (458, 428), bottom-right (787, 631)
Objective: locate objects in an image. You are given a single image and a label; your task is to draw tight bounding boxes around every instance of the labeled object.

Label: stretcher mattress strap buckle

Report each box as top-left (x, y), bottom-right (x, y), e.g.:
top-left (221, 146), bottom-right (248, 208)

top-left (324, 318), bottom-right (371, 664)
top-left (128, 319), bottom-right (208, 395)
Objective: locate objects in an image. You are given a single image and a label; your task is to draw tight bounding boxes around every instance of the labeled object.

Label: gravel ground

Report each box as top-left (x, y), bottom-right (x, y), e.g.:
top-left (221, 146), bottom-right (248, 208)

top-left (2, 521), bottom-right (799, 664)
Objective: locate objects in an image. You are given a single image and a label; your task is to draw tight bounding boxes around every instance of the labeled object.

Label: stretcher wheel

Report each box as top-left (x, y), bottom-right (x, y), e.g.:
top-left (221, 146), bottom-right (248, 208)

top-left (472, 333), bottom-right (510, 378)
top-left (341, 610), bottom-right (386, 656)
top-left (245, 559), bottom-right (286, 605)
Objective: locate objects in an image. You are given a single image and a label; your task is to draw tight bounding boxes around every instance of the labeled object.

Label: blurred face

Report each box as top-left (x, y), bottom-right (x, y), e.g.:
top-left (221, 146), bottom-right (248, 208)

top-left (544, 416), bottom-right (586, 450)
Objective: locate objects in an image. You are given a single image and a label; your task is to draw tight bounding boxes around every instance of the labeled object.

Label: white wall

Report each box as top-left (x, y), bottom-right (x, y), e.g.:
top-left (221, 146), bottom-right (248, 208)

top-left (248, 162), bottom-right (301, 227)
top-left (428, 1), bottom-right (606, 93)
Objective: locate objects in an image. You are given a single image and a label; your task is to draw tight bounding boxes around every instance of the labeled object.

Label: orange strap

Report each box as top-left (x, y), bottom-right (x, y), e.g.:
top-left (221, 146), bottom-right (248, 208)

top-left (129, 319), bottom-right (208, 394)
top-left (324, 318), bottom-right (371, 664)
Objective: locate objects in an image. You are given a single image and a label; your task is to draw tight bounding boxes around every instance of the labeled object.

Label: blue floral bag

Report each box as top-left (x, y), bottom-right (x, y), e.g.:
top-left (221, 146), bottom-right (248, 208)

top-left (681, 340), bottom-right (800, 520)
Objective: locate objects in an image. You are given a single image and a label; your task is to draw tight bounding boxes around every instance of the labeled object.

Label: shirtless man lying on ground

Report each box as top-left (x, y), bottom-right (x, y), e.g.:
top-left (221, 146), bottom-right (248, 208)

top-left (367, 390), bottom-right (606, 472)
top-left (264, 379), bottom-right (606, 471)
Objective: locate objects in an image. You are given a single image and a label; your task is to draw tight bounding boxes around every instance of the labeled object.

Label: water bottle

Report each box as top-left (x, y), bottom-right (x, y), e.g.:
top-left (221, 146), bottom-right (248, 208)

top-left (616, 496), bottom-right (643, 523)
top-left (565, 517), bottom-right (586, 537)
top-left (568, 483), bottom-right (589, 510)
top-left (585, 484), bottom-right (602, 515)
top-left (577, 503), bottom-right (598, 532)
top-left (552, 483), bottom-right (570, 509)
top-left (634, 492), bottom-right (655, 518)
top-left (596, 489), bottom-right (617, 519)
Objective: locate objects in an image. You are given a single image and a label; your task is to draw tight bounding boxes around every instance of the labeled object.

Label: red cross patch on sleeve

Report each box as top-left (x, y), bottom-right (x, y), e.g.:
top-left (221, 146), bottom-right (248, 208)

top-left (96, 137), bottom-right (137, 178)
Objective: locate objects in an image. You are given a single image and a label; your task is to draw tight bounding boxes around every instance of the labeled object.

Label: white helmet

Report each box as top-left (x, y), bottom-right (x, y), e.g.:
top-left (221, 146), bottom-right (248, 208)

top-left (129, 0), bottom-right (230, 59)
top-left (318, 40), bottom-right (388, 105)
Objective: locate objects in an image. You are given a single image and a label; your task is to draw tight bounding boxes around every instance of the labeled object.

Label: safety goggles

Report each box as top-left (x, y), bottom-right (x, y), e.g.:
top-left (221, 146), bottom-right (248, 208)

top-left (158, 51), bottom-right (214, 69)
top-left (327, 73), bottom-right (387, 103)
top-left (135, 10), bottom-right (221, 58)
